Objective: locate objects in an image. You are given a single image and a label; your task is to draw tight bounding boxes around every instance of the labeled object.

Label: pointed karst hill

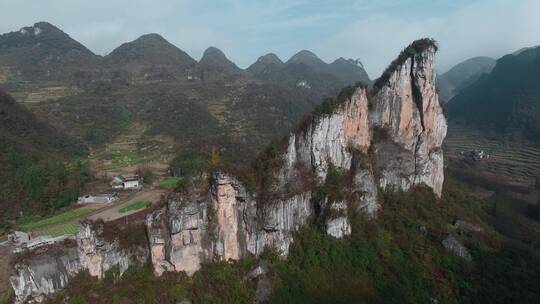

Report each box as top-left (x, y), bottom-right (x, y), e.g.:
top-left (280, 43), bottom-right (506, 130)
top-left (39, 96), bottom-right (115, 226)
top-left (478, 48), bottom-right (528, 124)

top-left (286, 49), bottom-right (328, 70)
top-left (104, 33), bottom-right (196, 72)
top-left (251, 49), bottom-right (371, 95)
top-left (328, 57), bottom-right (371, 85)
top-left (0, 21), bottom-right (99, 80)
top-left (247, 53), bottom-right (284, 75)
top-left (197, 46), bottom-right (243, 78)
top-left (437, 56), bottom-right (496, 101)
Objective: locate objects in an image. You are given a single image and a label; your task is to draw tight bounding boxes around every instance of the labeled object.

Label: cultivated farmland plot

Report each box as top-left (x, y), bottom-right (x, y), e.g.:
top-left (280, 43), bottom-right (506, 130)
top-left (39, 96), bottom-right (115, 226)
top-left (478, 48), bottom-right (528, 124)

top-left (445, 126), bottom-right (540, 180)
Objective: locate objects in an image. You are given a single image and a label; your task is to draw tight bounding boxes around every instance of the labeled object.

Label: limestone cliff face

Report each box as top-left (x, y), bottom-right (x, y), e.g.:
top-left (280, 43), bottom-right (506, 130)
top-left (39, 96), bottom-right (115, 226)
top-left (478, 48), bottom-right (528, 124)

top-left (371, 46), bottom-right (446, 196)
top-left (146, 173), bottom-right (313, 276)
top-left (76, 223), bottom-right (147, 279)
top-left (146, 40), bottom-right (446, 277)
top-left (10, 39), bottom-right (447, 301)
top-left (10, 223), bottom-right (148, 303)
top-left (10, 247), bottom-right (81, 304)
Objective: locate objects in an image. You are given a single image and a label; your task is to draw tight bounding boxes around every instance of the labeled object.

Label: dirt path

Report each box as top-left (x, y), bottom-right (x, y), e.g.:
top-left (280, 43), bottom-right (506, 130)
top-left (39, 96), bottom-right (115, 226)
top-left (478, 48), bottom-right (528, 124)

top-left (87, 188), bottom-right (166, 222)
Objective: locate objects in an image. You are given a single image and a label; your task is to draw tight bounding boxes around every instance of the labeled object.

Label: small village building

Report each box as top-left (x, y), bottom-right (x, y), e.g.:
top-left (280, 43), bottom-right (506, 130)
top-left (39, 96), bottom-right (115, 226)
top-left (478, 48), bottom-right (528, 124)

top-left (111, 175), bottom-right (125, 189)
top-left (296, 80), bottom-right (311, 89)
top-left (77, 193), bottom-right (118, 204)
top-left (123, 176), bottom-right (140, 189)
top-left (110, 175), bottom-right (141, 190)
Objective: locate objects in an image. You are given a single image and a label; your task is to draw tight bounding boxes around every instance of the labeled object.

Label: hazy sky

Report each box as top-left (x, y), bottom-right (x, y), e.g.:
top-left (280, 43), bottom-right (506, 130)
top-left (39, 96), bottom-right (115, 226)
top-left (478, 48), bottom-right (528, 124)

top-left (1, 0), bottom-right (539, 77)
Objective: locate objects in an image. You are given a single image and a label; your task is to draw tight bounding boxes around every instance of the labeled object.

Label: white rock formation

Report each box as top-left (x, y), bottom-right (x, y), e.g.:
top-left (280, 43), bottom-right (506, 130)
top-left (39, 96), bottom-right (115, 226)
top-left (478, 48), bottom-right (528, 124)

top-left (10, 222), bottom-right (148, 303)
top-left (146, 40), bottom-right (447, 277)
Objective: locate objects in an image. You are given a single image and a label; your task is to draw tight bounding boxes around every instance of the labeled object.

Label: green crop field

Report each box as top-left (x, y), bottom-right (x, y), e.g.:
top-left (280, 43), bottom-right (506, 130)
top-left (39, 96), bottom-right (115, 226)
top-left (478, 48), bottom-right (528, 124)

top-left (18, 208), bottom-right (96, 231)
top-left (17, 208), bottom-right (96, 237)
top-left (32, 223), bottom-right (79, 237)
top-left (445, 126), bottom-right (540, 180)
top-left (103, 149), bottom-right (143, 170)
top-left (159, 177), bottom-right (180, 188)
top-left (119, 201), bottom-right (150, 213)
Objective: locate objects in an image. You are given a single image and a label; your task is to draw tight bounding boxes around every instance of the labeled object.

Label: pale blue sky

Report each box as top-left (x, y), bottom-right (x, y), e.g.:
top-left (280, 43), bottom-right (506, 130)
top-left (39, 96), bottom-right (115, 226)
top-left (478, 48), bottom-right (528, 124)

top-left (1, 0), bottom-right (539, 76)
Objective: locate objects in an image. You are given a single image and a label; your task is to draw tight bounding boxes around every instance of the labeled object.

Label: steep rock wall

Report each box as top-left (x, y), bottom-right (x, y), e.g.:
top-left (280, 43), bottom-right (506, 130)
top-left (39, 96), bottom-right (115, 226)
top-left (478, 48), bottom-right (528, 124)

top-left (146, 173), bottom-right (314, 276)
top-left (147, 41), bottom-right (446, 277)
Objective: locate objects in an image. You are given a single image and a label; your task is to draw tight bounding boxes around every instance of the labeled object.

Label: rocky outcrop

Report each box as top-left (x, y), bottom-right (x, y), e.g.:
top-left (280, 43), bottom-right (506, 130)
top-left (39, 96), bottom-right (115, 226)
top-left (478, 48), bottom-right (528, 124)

top-left (146, 39), bottom-right (447, 277)
top-left (146, 173), bottom-right (313, 276)
top-left (10, 222), bottom-right (148, 303)
top-left (442, 235), bottom-right (472, 261)
top-left (10, 246), bottom-right (81, 303)
top-left (371, 43), bottom-right (446, 196)
top-left (77, 223), bottom-right (147, 278)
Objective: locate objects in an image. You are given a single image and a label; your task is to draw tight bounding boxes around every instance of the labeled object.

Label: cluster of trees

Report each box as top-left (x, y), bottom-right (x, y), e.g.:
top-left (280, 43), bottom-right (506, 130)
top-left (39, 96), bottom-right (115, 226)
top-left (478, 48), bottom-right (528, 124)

top-left (0, 147), bottom-right (90, 226)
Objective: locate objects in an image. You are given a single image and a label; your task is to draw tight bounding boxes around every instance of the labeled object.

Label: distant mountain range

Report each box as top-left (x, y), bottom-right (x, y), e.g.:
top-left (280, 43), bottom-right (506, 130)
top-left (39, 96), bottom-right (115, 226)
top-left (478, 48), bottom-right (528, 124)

top-left (437, 56), bottom-right (496, 102)
top-left (0, 22), bottom-right (370, 94)
top-left (0, 22), bottom-right (374, 174)
top-left (448, 46), bottom-right (540, 143)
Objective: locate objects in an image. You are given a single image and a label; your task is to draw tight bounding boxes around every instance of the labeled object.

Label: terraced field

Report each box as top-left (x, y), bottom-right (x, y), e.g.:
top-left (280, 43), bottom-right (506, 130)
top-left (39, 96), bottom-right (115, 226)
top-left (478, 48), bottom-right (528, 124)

top-left (445, 126), bottom-right (540, 180)
top-left (89, 122), bottom-right (177, 179)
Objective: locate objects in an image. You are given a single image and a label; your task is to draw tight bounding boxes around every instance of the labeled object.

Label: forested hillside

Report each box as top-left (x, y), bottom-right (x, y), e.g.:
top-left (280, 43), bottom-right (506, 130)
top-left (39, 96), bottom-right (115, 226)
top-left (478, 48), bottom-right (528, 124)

top-left (448, 47), bottom-right (540, 143)
top-left (0, 89), bottom-right (89, 227)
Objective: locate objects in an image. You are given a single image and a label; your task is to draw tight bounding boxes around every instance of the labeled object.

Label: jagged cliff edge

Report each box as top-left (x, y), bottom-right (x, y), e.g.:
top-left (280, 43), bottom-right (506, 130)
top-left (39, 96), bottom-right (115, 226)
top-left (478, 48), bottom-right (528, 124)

top-left (9, 38), bottom-right (447, 303)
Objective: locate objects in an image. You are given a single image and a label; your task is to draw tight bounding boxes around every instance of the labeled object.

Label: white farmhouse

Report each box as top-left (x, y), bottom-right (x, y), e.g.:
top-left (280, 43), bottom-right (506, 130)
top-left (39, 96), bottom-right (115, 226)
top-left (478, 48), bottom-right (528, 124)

top-left (123, 176), bottom-right (141, 189)
top-left (110, 175), bottom-right (141, 190)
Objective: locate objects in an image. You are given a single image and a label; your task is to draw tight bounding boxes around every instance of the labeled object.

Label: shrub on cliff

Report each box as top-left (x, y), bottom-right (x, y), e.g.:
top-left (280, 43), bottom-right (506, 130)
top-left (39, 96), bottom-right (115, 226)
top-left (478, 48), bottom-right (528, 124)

top-left (372, 38), bottom-right (438, 94)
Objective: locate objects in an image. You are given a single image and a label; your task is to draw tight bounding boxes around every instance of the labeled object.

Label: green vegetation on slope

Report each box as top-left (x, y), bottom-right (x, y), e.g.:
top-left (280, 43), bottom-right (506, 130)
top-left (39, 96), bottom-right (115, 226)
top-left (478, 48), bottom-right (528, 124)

top-left (158, 177), bottom-right (181, 188)
top-left (119, 201), bottom-right (150, 213)
top-left (17, 208), bottom-right (95, 237)
top-left (18, 208), bottom-right (95, 231)
top-left (47, 179), bottom-right (540, 303)
top-left (448, 46), bottom-right (540, 143)
top-left (0, 88), bottom-right (89, 224)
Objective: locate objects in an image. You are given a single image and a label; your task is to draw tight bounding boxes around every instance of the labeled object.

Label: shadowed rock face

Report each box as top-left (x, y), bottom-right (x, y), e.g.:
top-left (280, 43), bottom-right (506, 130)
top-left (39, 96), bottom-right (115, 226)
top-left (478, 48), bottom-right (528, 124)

top-left (146, 42), bottom-right (447, 277)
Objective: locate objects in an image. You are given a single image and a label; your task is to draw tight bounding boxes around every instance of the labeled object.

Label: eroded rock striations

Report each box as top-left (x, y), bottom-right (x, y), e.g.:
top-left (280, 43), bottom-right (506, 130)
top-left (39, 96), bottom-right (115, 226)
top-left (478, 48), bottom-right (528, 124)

top-left (10, 39), bottom-right (447, 302)
top-left (10, 222), bottom-right (148, 303)
top-left (146, 39), bottom-right (447, 276)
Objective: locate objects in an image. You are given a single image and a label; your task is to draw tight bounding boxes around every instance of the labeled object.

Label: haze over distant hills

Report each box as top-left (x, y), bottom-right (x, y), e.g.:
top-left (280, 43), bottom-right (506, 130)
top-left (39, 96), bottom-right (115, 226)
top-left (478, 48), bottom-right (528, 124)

top-left (0, 22), bottom-right (370, 91)
top-left (448, 46), bottom-right (540, 143)
top-left (437, 56), bottom-right (496, 102)
top-left (0, 22), bottom-right (372, 168)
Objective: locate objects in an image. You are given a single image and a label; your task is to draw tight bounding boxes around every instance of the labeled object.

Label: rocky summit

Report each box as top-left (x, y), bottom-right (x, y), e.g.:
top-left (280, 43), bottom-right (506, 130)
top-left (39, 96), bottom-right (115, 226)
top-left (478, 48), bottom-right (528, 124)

top-left (9, 39), bottom-right (447, 303)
